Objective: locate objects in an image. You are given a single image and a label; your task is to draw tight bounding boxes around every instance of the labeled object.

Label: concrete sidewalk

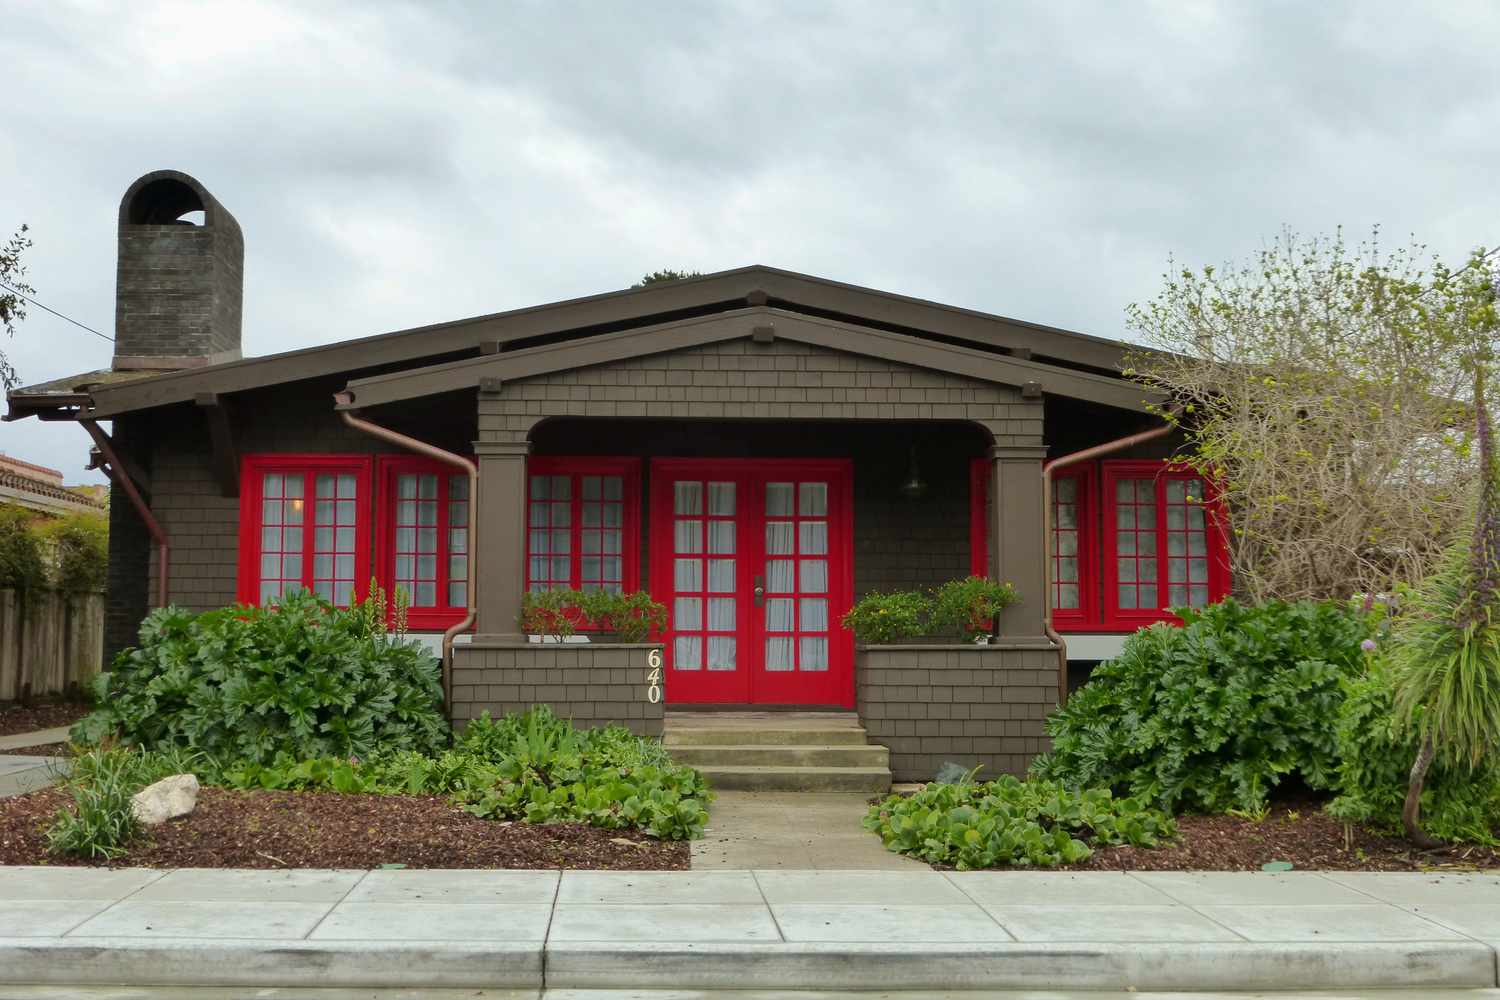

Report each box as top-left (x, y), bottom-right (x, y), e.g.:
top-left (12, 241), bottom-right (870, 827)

top-left (1, 868), bottom-right (1498, 992)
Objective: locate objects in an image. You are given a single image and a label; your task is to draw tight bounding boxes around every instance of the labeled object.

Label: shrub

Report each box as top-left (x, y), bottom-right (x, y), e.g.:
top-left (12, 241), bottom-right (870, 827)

top-left (519, 588), bottom-right (666, 642)
top-left (841, 589), bottom-right (931, 644)
top-left (1328, 657), bottom-right (1500, 844)
top-left (218, 708), bottom-right (713, 840)
top-left (930, 576), bottom-right (1019, 641)
top-left (864, 773), bottom-right (1174, 868)
top-left (0, 505), bottom-right (46, 590)
top-left (71, 591), bottom-right (449, 765)
top-left (1032, 598), bottom-right (1374, 813)
top-left (41, 512), bottom-right (108, 591)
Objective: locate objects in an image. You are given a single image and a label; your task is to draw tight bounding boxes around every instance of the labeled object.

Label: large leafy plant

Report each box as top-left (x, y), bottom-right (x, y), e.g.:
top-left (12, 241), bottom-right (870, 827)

top-left (1032, 598), bottom-right (1374, 813)
top-left (865, 773), bottom-right (1173, 868)
top-left (72, 591), bottom-right (449, 765)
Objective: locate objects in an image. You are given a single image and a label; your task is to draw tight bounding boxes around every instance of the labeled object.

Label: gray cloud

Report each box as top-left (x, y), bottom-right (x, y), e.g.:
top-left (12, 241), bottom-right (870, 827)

top-left (4, 0), bottom-right (1498, 481)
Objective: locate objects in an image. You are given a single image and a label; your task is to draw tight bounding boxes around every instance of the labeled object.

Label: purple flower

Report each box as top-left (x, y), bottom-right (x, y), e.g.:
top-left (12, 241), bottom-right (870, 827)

top-left (1360, 638), bottom-right (1377, 654)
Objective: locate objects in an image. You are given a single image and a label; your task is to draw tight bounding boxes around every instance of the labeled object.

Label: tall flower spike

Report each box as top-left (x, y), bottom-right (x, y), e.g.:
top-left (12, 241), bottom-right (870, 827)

top-left (1467, 366), bottom-right (1500, 624)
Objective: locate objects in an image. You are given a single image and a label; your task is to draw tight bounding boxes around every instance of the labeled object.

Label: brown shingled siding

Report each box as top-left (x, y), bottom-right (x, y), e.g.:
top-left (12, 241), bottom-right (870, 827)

top-left (856, 644), bottom-right (1057, 781)
top-left (478, 339), bottom-right (1041, 448)
top-left (451, 643), bottom-right (664, 736)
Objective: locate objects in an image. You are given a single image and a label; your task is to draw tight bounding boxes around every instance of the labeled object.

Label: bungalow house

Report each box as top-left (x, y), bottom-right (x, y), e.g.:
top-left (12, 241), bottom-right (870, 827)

top-left (6, 171), bottom-right (1230, 787)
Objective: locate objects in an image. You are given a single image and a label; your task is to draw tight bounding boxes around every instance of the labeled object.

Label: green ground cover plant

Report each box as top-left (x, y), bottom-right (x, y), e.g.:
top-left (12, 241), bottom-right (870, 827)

top-left (71, 591), bottom-right (449, 765)
top-left (220, 708), bottom-right (711, 840)
top-left (865, 773), bottom-right (1174, 868)
top-left (1032, 598), bottom-right (1374, 813)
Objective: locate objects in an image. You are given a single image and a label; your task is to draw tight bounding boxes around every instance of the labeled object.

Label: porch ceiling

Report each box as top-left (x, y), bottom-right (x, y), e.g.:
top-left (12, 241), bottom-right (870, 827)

top-left (341, 307), bottom-right (1163, 414)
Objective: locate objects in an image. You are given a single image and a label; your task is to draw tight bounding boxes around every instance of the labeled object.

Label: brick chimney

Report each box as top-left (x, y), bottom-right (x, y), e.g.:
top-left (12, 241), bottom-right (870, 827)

top-left (113, 170), bottom-right (243, 370)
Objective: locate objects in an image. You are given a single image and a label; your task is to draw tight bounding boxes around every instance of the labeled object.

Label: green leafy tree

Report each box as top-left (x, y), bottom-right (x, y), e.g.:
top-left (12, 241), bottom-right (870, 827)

top-left (0, 224), bottom-right (34, 390)
top-left (633, 269), bottom-right (702, 287)
top-left (1127, 230), bottom-right (1499, 602)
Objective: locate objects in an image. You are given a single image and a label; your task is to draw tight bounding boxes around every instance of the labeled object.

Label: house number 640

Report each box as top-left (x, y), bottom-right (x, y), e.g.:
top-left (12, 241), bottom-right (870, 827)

top-left (646, 648), bottom-right (663, 704)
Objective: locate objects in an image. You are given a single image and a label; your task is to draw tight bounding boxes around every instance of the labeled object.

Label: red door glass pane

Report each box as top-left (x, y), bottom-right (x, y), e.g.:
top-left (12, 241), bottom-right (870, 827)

top-left (258, 472), bottom-right (304, 604)
top-left (1166, 477), bottom-right (1212, 608)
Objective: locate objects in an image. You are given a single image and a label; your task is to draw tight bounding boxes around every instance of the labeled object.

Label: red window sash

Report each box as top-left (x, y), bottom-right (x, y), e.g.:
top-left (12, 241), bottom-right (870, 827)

top-left (1049, 464), bottom-right (1096, 627)
top-left (375, 455), bottom-right (473, 630)
top-left (237, 454), bottom-right (373, 608)
top-left (1099, 459), bottom-right (1231, 630)
top-left (524, 456), bottom-right (642, 601)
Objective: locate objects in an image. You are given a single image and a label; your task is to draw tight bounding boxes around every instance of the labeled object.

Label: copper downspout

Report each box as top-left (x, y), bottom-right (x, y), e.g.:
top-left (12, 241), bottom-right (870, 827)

top-left (334, 393), bottom-right (477, 716)
top-left (1043, 408), bottom-right (1181, 706)
top-left (80, 419), bottom-right (169, 608)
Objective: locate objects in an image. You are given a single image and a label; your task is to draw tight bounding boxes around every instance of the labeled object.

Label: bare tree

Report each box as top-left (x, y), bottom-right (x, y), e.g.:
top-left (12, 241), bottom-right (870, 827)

top-left (1126, 229), bottom-right (1497, 603)
top-left (0, 224), bottom-right (35, 391)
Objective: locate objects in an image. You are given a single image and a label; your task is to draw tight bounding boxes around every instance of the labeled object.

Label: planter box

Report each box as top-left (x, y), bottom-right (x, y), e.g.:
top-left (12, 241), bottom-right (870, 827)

top-left (855, 642), bottom-right (1059, 782)
top-left (450, 642), bottom-right (664, 736)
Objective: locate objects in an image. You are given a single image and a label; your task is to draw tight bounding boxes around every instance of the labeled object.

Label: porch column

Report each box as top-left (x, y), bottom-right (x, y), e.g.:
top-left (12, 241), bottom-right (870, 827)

top-left (989, 445), bottom-right (1049, 641)
top-left (474, 440), bottom-right (530, 642)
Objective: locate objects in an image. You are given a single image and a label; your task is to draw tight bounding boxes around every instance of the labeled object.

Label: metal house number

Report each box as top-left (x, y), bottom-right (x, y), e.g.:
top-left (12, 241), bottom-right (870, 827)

top-left (646, 648), bottom-right (663, 704)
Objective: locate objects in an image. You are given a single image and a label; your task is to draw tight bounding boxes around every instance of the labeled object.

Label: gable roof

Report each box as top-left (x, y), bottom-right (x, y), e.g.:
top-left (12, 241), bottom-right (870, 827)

top-left (342, 306), bottom-right (1162, 413)
top-left (8, 265), bottom-right (1155, 421)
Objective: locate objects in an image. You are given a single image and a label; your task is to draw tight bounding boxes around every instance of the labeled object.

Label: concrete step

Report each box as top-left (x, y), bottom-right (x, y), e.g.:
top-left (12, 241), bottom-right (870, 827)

top-left (669, 743), bottom-right (889, 768)
top-left (665, 726), bottom-right (869, 747)
top-left (697, 764), bottom-right (892, 793)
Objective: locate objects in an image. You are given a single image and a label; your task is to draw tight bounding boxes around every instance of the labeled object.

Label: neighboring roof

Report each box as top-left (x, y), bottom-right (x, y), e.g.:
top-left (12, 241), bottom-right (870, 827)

top-left (343, 307), bottom-right (1163, 413)
top-left (7, 266), bottom-right (1155, 421)
top-left (0, 467), bottom-right (107, 517)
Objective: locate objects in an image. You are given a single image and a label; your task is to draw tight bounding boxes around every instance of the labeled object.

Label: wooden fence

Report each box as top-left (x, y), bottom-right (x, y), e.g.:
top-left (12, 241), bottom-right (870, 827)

top-left (0, 588), bottom-right (104, 702)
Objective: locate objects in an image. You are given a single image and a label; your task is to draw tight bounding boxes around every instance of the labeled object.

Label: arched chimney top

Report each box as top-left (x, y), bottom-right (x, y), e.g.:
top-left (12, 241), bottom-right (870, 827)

top-left (118, 170), bottom-right (239, 235)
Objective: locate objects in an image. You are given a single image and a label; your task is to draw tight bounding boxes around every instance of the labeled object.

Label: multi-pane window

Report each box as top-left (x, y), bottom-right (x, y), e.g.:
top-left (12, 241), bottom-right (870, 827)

top-left (1051, 473), bottom-right (1083, 613)
top-left (380, 458), bottom-right (471, 627)
top-left (524, 458), bottom-right (639, 598)
top-left (764, 480), bottom-right (831, 673)
top-left (971, 457), bottom-right (1226, 631)
top-left (1104, 464), bottom-right (1224, 622)
top-left (240, 456), bottom-right (371, 610)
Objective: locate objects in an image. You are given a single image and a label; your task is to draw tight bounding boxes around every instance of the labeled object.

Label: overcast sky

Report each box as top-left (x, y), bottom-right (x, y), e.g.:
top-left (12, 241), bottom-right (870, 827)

top-left (4, 0), bottom-right (1498, 483)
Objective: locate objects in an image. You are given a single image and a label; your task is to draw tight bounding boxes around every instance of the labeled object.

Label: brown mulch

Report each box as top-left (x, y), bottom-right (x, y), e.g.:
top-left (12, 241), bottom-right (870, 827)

top-left (1071, 803), bottom-right (1500, 872)
top-left (0, 741), bottom-right (71, 757)
top-left (0, 701), bottom-right (89, 737)
top-left (0, 786), bottom-right (688, 870)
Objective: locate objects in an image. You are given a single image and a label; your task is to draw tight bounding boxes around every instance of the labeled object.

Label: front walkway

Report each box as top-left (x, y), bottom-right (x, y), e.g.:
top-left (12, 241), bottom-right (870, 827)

top-left (0, 726), bottom-right (72, 798)
top-left (2, 868), bottom-right (1498, 992)
top-left (692, 791), bottom-right (925, 870)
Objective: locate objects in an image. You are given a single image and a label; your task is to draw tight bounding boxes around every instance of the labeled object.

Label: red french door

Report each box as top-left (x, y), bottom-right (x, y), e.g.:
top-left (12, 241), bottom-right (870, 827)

top-left (649, 459), bottom-right (854, 707)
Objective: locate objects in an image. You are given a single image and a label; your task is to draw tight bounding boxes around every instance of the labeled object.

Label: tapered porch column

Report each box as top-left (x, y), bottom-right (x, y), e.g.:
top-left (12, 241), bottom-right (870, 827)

top-left (989, 445), bottom-right (1050, 642)
top-left (474, 440), bottom-right (530, 642)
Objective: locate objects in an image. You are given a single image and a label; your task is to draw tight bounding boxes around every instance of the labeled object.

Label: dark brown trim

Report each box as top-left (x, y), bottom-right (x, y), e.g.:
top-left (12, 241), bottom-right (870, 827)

top-left (194, 392), bottom-right (239, 498)
top-left (81, 266), bottom-right (1154, 419)
top-left (342, 307), bottom-right (1162, 413)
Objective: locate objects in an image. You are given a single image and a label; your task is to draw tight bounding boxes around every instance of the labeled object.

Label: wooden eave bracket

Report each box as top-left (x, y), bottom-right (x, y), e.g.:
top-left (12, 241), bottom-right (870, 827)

top-left (194, 392), bottom-right (239, 498)
top-left (751, 324), bottom-right (776, 345)
top-left (479, 376), bottom-right (505, 394)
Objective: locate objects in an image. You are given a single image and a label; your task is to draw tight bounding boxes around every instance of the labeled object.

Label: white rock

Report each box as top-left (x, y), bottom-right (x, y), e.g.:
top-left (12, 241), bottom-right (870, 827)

top-left (130, 773), bottom-right (199, 826)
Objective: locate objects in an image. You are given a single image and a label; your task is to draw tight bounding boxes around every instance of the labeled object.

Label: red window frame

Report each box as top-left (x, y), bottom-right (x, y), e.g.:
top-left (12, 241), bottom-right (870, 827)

top-left (524, 456), bottom-right (642, 599)
top-left (969, 456), bottom-right (1229, 632)
top-left (1100, 460), bottom-right (1231, 630)
top-left (375, 456), bottom-right (473, 631)
top-left (1049, 463), bottom-right (1097, 628)
top-left (237, 454), bottom-right (373, 608)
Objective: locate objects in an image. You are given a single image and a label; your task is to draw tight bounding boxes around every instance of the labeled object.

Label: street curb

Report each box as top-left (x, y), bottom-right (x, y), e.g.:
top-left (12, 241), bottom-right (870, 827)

top-left (0, 938), bottom-right (1494, 991)
top-left (543, 940), bottom-right (1499, 991)
top-left (0, 939), bottom-right (543, 989)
